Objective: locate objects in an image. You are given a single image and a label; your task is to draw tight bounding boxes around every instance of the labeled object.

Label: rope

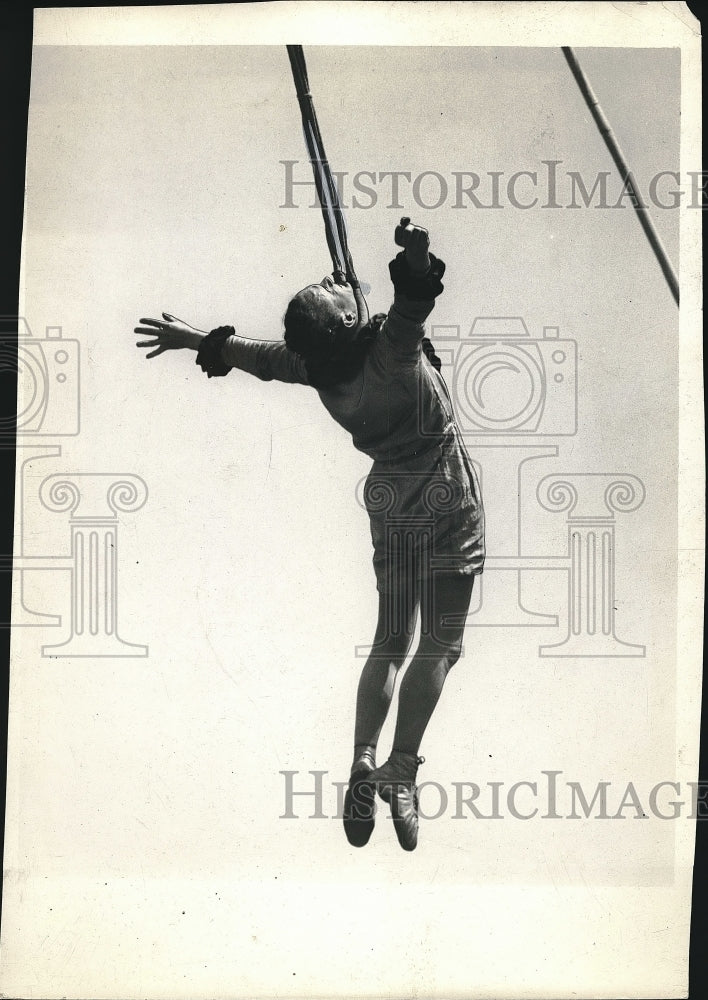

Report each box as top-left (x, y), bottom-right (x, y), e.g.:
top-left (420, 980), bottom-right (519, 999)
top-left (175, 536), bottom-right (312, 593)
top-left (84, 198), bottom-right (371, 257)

top-left (562, 46), bottom-right (679, 306)
top-left (286, 45), bottom-right (369, 327)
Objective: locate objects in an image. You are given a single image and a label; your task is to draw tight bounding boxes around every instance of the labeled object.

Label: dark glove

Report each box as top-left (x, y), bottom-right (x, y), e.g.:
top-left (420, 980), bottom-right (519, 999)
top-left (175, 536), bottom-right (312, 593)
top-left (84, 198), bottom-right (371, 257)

top-left (196, 326), bottom-right (234, 378)
top-left (388, 251), bottom-right (446, 300)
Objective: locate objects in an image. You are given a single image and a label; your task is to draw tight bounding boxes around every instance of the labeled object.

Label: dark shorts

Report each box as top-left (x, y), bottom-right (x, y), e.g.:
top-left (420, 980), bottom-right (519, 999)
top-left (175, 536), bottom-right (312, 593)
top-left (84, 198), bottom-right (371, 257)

top-left (364, 428), bottom-right (485, 593)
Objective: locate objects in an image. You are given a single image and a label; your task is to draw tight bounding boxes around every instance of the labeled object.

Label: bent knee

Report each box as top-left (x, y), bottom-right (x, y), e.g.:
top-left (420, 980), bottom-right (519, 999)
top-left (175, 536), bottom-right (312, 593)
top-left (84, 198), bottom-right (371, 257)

top-left (418, 634), bottom-right (464, 669)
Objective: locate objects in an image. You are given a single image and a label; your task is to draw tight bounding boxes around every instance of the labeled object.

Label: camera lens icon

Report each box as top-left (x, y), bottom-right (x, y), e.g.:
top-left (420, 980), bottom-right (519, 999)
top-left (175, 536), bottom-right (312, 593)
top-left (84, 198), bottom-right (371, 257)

top-left (0, 318), bottom-right (80, 439)
top-left (433, 318), bottom-right (577, 437)
top-left (456, 342), bottom-right (546, 432)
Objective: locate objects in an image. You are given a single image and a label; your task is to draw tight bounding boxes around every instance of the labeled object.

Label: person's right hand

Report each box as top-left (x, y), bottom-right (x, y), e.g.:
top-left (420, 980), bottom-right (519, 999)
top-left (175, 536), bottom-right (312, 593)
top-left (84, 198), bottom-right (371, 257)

top-left (134, 313), bottom-right (205, 358)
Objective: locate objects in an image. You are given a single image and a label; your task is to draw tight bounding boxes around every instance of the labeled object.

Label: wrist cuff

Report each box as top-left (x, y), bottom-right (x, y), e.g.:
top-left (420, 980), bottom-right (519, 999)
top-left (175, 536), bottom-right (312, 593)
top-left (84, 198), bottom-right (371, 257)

top-left (196, 326), bottom-right (234, 378)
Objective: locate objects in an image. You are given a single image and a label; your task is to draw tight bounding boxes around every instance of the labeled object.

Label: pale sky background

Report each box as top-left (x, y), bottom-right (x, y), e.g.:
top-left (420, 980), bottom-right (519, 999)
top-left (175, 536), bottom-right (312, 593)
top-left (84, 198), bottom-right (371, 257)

top-left (5, 32), bottom-right (693, 1000)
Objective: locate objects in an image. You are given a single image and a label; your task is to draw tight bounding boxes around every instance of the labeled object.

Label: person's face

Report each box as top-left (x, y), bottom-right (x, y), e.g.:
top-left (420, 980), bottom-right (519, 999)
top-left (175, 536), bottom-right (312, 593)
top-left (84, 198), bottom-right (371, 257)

top-left (302, 275), bottom-right (359, 329)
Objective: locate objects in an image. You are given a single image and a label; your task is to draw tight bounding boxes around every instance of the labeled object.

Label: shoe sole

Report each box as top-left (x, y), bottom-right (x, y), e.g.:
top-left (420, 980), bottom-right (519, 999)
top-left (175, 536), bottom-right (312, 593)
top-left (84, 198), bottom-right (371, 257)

top-left (343, 772), bottom-right (376, 848)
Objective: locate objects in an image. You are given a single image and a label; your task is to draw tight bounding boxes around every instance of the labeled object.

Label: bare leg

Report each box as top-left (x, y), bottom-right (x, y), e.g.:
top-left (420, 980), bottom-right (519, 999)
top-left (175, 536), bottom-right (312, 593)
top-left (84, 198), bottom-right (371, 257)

top-left (371, 571), bottom-right (476, 851)
top-left (392, 571), bottom-right (475, 755)
top-left (353, 580), bottom-right (419, 757)
top-left (343, 574), bottom-right (418, 848)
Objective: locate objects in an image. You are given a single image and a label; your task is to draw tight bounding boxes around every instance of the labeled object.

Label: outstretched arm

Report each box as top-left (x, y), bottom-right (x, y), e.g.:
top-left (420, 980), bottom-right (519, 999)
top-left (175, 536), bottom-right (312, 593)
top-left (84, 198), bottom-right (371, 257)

top-left (135, 313), bottom-right (206, 356)
top-left (134, 313), bottom-right (309, 385)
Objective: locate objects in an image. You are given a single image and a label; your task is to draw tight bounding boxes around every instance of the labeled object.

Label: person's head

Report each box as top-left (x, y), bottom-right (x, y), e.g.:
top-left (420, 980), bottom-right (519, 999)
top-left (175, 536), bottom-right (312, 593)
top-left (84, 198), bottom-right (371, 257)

top-left (283, 275), bottom-right (359, 362)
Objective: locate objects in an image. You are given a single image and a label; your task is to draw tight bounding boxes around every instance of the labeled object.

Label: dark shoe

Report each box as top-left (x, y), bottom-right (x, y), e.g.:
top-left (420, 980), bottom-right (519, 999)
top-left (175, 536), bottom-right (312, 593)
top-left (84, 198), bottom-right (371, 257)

top-left (343, 760), bottom-right (376, 848)
top-left (372, 753), bottom-right (425, 852)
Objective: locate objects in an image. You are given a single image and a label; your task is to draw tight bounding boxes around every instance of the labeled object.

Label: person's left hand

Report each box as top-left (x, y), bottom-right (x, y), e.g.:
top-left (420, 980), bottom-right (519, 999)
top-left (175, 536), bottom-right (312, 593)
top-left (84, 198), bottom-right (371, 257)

top-left (134, 313), bottom-right (205, 358)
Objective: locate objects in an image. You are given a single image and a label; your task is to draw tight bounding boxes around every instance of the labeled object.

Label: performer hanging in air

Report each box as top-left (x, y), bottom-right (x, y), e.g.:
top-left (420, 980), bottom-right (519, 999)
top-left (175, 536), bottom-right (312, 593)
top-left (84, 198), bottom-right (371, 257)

top-left (134, 221), bottom-right (485, 852)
